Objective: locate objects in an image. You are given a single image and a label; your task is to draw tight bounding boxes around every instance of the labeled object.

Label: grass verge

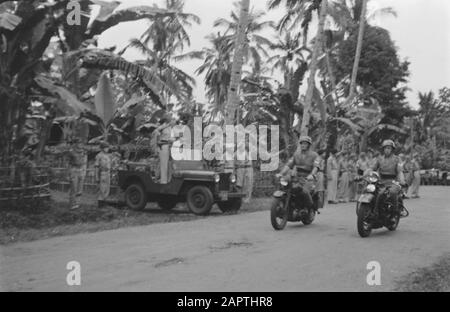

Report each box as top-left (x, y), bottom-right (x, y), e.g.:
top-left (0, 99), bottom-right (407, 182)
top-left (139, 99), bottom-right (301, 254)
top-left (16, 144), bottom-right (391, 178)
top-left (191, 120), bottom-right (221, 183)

top-left (0, 195), bottom-right (271, 245)
top-left (395, 254), bottom-right (450, 292)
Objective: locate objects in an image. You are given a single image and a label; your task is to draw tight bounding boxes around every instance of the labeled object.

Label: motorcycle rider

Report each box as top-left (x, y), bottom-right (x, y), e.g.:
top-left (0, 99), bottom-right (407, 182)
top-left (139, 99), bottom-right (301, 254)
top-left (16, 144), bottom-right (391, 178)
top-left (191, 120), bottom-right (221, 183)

top-left (278, 136), bottom-right (321, 211)
top-left (371, 140), bottom-right (406, 219)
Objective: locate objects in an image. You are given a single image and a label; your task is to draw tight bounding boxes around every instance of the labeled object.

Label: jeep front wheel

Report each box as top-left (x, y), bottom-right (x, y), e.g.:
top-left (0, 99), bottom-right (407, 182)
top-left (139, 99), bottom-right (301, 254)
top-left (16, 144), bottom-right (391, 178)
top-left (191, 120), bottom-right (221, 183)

top-left (186, 186), bottom-right (214, 215)
top-left (125, 183), bottom-right (147, 211)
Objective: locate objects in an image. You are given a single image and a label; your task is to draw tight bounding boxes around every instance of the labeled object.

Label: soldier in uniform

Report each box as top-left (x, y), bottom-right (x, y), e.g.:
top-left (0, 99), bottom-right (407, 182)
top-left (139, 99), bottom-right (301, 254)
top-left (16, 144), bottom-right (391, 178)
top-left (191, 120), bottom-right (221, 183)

top-left (154, 113), bottom-right (175, 184)
top-left (371, 140), bottom-right (406, 219)
top-left (66, 137), bottom-right (88, 210)
top-left (315, 149), bottom-right (326, 209)
top-left (278, 136), bottom-right (321, 211)
top-left (236, 142), bottom-right (254, 204)
top-left (327, 149), bottom-right (339, 204)
top-left (348, 154), bottom-right (358, 202)
top-left (408, 153), bottom-right (421, 199)
top-left (95, 142), bottom-right (112, 207)
top-left (337, 152), bottom-right (350, 203)
top-left (17, 148), bottom-right (35, 187)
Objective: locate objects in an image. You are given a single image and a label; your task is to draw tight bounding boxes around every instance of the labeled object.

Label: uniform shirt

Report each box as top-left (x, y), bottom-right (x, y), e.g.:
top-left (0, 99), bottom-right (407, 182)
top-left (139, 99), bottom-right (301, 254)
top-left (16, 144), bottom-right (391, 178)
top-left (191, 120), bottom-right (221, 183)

top-left (159, 126), bottom-right (172, 142)
top-left (286, 149), bottom-right (320, 174)
top-left (372, 154), bottom-right (402, 177)
top-left (411, 159), bottom-right (421, 172)
top-left (327, 156), bottom-right (339, 171)
top-left (95, 152), bottom-right (111, 171)
top-left (67, 146), bottom-right (87, 169)
top-left (339, 159), bottom-right (349, 173)
top-left (317, 156), bottom-right (325, 172)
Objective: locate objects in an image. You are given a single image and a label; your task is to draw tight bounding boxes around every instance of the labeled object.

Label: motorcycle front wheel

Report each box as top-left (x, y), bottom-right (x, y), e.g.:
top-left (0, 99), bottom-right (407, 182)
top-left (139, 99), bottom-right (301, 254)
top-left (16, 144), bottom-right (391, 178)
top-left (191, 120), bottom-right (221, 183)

top-left (387, 213), bottom-right (400, 231)
top-left (301, 209), bottom-right (316, 225)
top-left (271, 197), bottom-right (288, 231)
top-left (357, 203), bottom-right (373, 238)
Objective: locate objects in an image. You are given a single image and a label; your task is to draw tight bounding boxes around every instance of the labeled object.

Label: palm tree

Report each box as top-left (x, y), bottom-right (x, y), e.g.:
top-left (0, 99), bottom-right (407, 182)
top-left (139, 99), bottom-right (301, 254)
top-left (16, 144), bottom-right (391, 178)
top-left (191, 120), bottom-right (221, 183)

top-left (268, 0), bottom-right (321, 47)
top-left (300, 0), bottom-right (328, 136)
top-left (121, 0), bottom-right (200, 105)
top-left (213, 3), bottom-right (274, 75)
top-left (266, 31), bottom-right (310, 151)
top-left (142, 0), bottom-right (200, 52)
top-left (186, 33), bottom-right (233, 115)
top-left (120, 0), bottom-right (200, 57)
top-left (417, 91), bottom-right (450, 143)
top-left (127, 39), bottom-right (196, 105)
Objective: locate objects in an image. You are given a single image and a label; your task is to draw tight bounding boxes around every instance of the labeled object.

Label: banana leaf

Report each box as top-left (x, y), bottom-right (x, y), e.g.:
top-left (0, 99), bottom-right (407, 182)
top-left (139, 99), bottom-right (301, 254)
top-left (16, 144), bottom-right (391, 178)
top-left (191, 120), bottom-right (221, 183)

top-left (94, 72), bottom-right (116, 125)
top-left (35, 76), bottom-right (93, 115)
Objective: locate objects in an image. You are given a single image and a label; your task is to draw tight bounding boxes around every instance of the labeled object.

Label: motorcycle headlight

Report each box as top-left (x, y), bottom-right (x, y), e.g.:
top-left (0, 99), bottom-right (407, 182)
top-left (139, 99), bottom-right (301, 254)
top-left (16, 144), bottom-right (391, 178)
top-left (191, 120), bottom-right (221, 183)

top-left (214, 174), bottom-right (220, 183)
top-left (230, 174), bottom-right (236, 184)
top-left (366, 184), bottom-right (376, 193)
top-left (368, 177), bottom-right (378, 183)
top-left (280, 179), bottom-right (289, 187)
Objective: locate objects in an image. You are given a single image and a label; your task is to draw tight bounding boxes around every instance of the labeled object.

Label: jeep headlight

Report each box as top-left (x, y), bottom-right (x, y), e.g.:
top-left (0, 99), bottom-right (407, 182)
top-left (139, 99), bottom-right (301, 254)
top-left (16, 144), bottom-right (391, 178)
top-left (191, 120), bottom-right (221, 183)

top-left (230, 174), bottom-right (236, 184)
top-left (214, 174), bottom-right (221, 183)
top-left (366, 184), bottom-right (376, 193)
top-left (280, 179), bottom-right (289, 187)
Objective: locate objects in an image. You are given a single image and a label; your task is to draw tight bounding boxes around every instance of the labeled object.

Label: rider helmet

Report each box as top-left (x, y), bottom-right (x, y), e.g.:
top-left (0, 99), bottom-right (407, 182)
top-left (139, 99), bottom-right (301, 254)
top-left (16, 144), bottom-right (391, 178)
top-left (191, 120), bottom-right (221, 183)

top-left (382, 139), bottom-right (396, 149)
top-left (299, 136), bottom-right (312, 145)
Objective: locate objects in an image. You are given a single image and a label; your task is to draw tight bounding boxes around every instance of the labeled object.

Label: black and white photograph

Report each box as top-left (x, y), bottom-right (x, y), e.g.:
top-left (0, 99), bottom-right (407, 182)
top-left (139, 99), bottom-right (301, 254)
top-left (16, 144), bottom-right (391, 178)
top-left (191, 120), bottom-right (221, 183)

top-left (0, 0), bottom-right (449, 295)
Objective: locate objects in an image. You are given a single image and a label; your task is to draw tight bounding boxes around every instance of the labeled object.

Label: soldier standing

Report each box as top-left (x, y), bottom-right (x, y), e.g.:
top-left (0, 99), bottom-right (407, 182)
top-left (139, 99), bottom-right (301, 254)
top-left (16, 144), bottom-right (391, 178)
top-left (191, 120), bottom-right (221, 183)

top-left (236, 142), bottom-right (254, 204)
top-left (408, 153), bottom-right (421, 199)
top-left (17, 149), bottom-right (35, 187)
top-left (337, 152), bottom-right (350, 203)
top-left (348, 154), bottom-right (358, 202)
top-left (326, 149), bottom-right (339, 204)
top-left (315, 149), bottom-right (326, 209)
top-left (66, 138), bottom-right (88, 210)
top-left (154, 113), bottom-right (175, 184)
top-left (95, 142), bottom-right (112, 207)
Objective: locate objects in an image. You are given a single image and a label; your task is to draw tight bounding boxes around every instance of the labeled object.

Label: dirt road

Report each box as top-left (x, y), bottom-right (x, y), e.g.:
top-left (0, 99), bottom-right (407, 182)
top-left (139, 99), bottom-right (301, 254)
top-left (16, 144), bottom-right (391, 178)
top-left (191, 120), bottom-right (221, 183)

top-left (1, 186), bottom-right (449, 292)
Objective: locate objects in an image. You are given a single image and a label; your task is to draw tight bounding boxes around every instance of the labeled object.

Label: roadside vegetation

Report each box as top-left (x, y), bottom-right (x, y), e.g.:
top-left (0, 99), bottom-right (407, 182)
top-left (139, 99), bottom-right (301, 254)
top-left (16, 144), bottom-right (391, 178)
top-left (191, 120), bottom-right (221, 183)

top-left (0, 193), bottom-right (271, 245)
top-left (395, 254), bottom-right (450, 292)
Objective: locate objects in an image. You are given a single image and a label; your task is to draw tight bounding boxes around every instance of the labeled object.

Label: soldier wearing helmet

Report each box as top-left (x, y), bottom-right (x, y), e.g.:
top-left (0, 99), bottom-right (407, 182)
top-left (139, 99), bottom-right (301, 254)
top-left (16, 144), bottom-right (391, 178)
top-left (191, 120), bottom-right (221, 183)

top-left (278, 135), bottom-right (321, 210)
top-left (371, 139), bottom-right (406, 220)
top-left (372, 140), bottom-right (405, 185)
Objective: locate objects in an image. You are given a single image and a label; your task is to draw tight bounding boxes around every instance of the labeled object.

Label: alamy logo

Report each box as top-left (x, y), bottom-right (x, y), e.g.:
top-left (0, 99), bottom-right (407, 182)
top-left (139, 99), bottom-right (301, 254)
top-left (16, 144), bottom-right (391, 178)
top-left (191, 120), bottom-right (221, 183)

top-left (66, 1), bottom-right (81, 26)
top-left (170, 118), bottom-right (279, 172)
top-left (66, 261), bottom-right (81, 286)
top-left (366, 261), bottom-right (381, 286)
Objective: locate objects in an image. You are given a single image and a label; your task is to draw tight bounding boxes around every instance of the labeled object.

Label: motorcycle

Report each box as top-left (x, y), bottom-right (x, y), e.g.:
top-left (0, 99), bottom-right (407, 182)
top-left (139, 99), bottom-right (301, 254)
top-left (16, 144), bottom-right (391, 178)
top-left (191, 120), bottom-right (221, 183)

top-left (270, 175), bottom-right (319, 231)
top-left (356, 172), bottom-right (409, 237)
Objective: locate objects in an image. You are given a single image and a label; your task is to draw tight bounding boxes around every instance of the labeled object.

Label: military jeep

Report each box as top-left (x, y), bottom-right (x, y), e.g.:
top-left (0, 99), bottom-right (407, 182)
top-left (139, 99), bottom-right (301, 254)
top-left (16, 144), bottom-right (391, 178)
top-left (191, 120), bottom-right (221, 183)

top-left (118, 160), bottom-right (245, 215)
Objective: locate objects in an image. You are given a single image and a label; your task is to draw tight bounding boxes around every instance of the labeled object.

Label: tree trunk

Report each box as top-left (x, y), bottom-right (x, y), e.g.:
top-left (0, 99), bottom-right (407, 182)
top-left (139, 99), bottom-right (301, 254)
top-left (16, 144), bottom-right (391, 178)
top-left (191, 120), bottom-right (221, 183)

top-left (348, 0), bottom-right (368, 101)
top-left (224, 0), bottom-right (250, 172)
top-left (325, 52), bottom-right (338, 115)
top-left (225, 0), bottom-right (250, 125)
top-left (300, 0), bottom-right (328, 137)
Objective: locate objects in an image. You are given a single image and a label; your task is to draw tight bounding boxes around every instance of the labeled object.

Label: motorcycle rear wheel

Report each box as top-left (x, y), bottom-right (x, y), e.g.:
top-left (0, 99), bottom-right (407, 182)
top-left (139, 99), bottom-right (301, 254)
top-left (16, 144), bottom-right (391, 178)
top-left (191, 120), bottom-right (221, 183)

top-left (271, 197), bottom-right (288, 231)
top-left (357, 203), bottom-right (372, 238)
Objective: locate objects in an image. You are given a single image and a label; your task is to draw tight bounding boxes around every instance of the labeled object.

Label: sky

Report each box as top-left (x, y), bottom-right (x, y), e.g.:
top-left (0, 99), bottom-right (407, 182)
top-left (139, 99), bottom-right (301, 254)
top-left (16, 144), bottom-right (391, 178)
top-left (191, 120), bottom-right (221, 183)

top-left (98, 0), bottom-right (450, 109)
